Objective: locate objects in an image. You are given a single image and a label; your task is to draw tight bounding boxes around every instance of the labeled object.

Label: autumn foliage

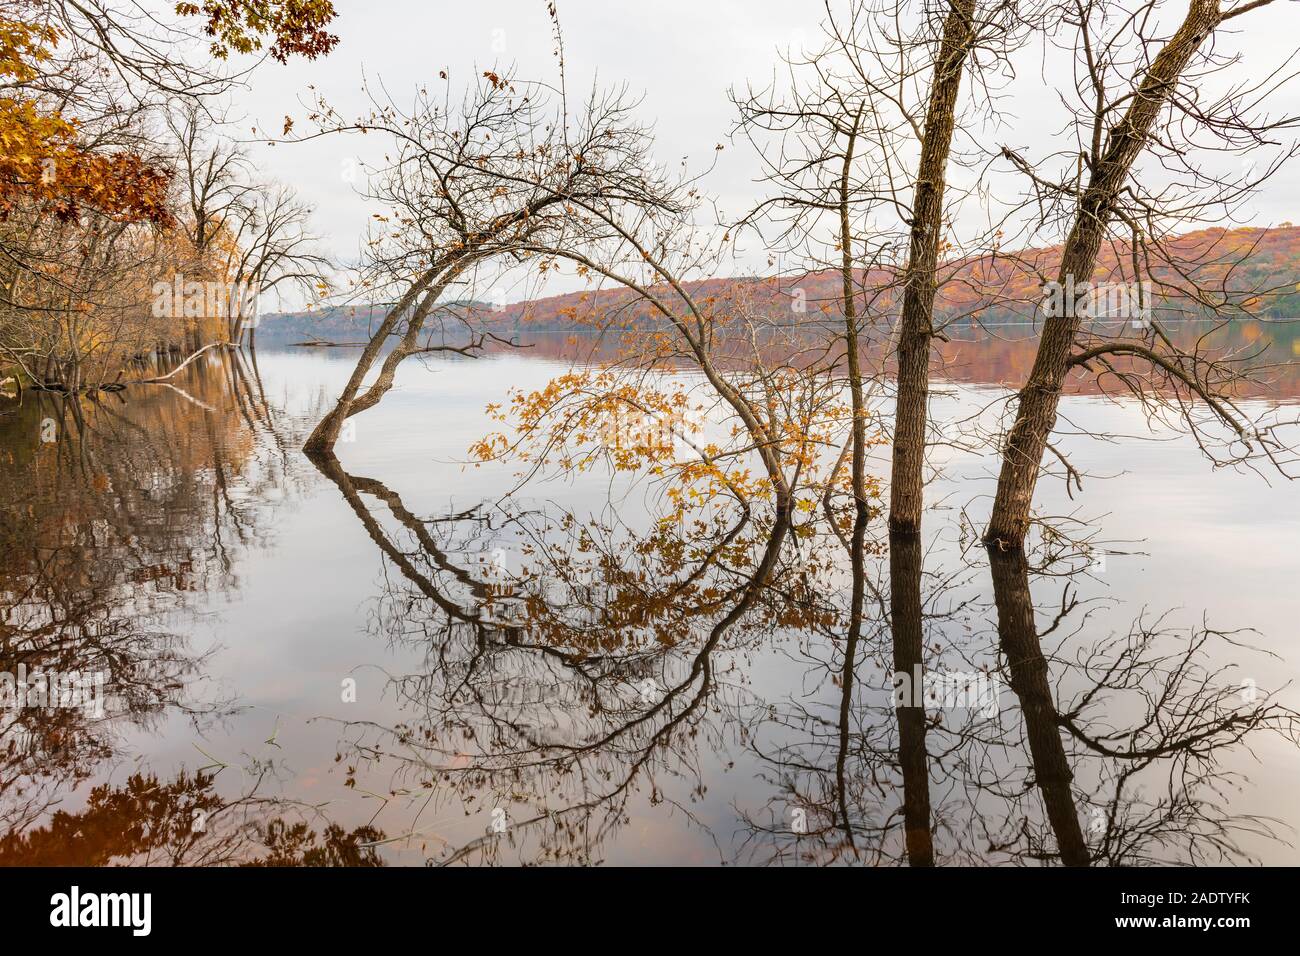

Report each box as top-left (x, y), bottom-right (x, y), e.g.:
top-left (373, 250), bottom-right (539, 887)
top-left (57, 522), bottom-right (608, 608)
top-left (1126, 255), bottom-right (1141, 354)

top-left (0, 1), bottom-right (337, 389)
top-left (176, 0), bottom-right (339, 63)
top-left (0, 18), bottom-right (172, 224)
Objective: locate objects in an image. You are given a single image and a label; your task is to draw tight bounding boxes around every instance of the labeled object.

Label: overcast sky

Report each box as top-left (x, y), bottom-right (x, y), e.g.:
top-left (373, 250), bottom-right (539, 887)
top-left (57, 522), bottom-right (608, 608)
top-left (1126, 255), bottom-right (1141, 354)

top-left (211, 0), bottom-right (1300, 310)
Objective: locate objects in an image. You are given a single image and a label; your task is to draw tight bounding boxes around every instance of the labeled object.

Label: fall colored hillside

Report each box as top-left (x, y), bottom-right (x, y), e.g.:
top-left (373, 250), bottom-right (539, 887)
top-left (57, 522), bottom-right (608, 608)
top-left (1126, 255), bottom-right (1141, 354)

top-left (482, 223), bottom-right (1300, 329)
top-left (261, 225), bottom-right (1300, 345)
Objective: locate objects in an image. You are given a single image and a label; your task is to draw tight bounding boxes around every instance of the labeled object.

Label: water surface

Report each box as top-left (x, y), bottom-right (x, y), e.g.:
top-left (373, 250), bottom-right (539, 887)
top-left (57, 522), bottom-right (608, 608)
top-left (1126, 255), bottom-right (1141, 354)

top-left (2, 329), bottom-right (1297, 865)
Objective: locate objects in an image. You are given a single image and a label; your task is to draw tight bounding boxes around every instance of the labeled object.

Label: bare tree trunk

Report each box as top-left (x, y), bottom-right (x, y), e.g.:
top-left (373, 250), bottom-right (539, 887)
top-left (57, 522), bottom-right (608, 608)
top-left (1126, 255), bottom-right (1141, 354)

top-left (889, 0), bottom-right (977, 536)
top-left (841, 110), bottom-right (868, 523)
top-left (339, 261), bottom-right (474, 421)
top-left (834, 531), bottom-right (864, 859)
top-left (889, 530), bottom-right (935, 865)
top-left (987, 545), bottom-right (1090, 866)
top-left (302, 266), bottom-right (443, 455)
top-left (984, 0), bottom-right (1222, 548)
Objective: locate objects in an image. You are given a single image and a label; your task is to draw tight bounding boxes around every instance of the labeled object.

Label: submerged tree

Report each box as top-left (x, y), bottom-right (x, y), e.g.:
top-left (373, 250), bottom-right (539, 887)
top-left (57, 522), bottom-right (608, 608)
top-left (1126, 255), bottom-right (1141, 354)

top-left (984, 0), bottom-right (1300, 547)
top-left (296, 58), bottom-right (691, 455)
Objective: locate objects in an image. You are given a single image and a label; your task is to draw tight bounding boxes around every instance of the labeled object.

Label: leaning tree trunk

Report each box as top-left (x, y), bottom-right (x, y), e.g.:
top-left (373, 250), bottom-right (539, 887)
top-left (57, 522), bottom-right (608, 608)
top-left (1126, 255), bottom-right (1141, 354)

top-left (987, 545), bottom-right (1090, 865)
top-left (302, 266), bottom-right (444, 456)
top-left (889, 0), bottom-right (977, 537)
top-left (334, 263), bottom-right (470, 422)
top-left (984, 0), bottom-right (1222, 548)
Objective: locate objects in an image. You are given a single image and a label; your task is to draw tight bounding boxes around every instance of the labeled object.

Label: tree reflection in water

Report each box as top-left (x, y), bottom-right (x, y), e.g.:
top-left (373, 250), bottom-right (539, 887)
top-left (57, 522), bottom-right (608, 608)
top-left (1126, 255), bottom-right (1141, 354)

top-left (2, 348), bottom-right (1296, 866)
top-left (311, 448), bottom-right (1299, 866)
top-left (740, 521), bottom-right (1298, 866)
top-left (310, 452), bottom-right (802, 864)
top-left (0, 351), bottom-right (382, 864)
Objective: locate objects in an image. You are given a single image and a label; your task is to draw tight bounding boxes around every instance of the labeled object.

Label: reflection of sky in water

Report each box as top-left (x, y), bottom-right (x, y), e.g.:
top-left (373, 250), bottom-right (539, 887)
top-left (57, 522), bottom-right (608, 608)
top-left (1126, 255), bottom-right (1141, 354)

top-left (3, 344), bottom-right (1297, 865)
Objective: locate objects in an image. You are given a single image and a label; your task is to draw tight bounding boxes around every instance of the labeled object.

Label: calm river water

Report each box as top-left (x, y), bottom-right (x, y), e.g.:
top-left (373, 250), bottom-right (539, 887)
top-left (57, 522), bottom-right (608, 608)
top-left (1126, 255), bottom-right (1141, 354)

top-left (2, 326), bottom-right (1297, 865)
